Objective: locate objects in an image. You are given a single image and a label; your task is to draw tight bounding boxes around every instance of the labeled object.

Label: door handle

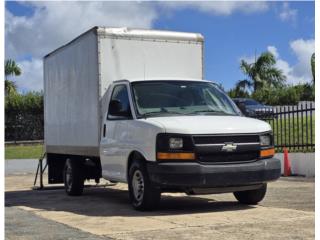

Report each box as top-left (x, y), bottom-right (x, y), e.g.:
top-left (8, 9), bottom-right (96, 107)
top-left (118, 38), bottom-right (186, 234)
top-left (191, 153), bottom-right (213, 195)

top-left (103, 124), bottom-right (106, 137)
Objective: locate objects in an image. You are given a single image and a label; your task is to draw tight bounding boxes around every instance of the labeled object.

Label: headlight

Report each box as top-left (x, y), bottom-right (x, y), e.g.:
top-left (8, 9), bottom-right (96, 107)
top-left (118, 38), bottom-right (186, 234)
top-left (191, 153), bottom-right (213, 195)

top-left (156, 133), bottom-right (195, 159)
top-left (260, 135), bottom-right (271, 146)
top-left (169, 138), bottom-right (183, 149)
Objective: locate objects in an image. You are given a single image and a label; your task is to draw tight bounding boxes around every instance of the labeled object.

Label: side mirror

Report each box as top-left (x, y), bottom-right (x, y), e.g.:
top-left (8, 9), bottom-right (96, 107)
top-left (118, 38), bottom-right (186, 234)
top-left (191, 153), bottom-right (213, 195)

top-left (109, 100), bottom-right (122, 115)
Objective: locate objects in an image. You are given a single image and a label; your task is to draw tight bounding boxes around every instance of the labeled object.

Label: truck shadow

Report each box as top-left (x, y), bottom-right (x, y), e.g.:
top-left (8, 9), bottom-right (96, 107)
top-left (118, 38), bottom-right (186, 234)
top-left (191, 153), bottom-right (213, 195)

top-left (5, 185), bottom-right (254, 217)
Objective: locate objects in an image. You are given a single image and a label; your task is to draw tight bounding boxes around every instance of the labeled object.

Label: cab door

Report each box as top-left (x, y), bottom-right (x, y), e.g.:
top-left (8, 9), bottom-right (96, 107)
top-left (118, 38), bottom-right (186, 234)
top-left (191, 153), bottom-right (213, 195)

top-left (100, 83), bottom-right (134, 182)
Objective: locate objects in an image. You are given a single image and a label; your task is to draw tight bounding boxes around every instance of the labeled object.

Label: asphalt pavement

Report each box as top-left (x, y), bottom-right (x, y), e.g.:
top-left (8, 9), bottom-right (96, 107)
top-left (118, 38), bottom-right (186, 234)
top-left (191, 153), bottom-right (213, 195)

top-left (5, 159), bottom-right (39, 175)
top-left (5, 160), bottom-right (315, 240)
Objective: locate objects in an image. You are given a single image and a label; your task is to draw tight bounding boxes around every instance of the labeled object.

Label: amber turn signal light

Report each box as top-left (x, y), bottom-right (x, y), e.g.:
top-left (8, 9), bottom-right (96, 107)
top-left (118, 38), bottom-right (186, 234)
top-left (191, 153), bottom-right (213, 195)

top-left (260, 148), bottom-right (275, 158)
top-left (157, 152), bottom-right (195, 160)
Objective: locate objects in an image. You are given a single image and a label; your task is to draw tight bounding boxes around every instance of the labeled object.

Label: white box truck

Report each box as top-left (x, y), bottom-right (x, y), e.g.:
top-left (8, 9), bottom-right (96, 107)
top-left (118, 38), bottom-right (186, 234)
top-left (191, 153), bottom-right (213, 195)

top-left (44, 27), bottom-right (280, 210)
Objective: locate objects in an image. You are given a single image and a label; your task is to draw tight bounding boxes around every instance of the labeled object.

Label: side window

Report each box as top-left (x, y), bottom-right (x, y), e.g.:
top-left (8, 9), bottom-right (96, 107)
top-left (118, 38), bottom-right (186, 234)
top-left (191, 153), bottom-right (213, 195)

top-left (108, 85), bottom-right (132, 120)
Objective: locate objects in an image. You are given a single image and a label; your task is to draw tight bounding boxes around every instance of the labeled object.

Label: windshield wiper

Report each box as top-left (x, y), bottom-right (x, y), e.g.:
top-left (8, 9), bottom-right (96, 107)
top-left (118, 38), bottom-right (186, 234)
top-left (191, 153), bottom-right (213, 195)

top-left (140, 108), bottom-right (186, 118)
top-left (187, 110), bottom-right (234, 115)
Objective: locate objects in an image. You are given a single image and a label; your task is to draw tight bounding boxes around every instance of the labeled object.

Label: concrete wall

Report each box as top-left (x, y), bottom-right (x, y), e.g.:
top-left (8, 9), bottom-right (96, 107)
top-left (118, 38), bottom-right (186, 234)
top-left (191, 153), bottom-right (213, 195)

top-left (274, 152), bottom-right (315, 177)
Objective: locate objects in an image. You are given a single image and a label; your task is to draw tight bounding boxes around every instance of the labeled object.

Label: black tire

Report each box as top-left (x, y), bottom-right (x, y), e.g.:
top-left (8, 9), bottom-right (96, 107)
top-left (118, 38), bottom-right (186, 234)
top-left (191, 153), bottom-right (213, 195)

top-left (233, 184), bottom-right (267, 205)
top-left (128, 160), bottom-right (161, 211)
top-left (63, 158), bottom-right (84, 196)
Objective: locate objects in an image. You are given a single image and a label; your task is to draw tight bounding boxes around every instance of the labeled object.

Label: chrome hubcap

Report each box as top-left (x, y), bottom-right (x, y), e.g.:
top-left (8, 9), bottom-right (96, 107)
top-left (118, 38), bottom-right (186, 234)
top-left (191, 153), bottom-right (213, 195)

top-left (132, 170), bottom-right (144, 202)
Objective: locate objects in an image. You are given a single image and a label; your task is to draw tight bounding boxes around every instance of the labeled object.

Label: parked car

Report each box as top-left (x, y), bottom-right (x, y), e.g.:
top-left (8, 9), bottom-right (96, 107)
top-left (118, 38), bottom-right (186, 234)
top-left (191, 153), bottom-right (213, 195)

top-left (44, 27), bottom-right (281, 211)
top-left (232, 98), bottom-right (274, 118)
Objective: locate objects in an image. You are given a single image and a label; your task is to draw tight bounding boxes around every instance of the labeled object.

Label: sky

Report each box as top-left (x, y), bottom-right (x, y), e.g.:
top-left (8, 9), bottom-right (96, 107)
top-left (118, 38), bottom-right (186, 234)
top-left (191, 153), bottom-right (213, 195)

top-left (5, 1), bottom-right (315, 92)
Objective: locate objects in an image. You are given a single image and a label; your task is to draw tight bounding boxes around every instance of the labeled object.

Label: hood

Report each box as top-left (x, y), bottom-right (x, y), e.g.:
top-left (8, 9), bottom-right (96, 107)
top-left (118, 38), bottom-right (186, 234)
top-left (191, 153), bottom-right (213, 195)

top-left (146, 115), bottom-right (271, 134)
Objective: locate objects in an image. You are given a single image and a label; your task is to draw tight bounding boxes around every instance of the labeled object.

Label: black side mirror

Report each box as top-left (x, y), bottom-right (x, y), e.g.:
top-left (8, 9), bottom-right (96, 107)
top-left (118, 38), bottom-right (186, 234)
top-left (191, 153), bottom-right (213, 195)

top-left (109, 100), bottom-right (122, 115)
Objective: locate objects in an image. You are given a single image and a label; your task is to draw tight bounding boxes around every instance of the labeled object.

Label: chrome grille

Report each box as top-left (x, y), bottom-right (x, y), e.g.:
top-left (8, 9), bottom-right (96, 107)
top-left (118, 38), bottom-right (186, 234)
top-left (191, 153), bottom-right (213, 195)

top-left (193, 134), bottom-right (259, 145)
top-left (193, 134), bottom-right (260, 164)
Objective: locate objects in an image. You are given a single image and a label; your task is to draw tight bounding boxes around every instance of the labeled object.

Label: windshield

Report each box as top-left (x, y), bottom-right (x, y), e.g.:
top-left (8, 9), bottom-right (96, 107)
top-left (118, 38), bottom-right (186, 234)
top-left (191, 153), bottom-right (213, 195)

top-left (131, 81), bottom-right (239, 118)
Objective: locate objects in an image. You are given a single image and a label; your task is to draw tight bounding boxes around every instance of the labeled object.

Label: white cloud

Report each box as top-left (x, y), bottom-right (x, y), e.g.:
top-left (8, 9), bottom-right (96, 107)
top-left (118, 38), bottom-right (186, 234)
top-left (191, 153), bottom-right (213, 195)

top-left (268, 39), bottom-right (314, 84)
top-left (5, 1), bottom-right (271, 60)
top-left (5, 2), bottom-right (157, 59)
top-left (289, 39), bottom-right (315, 83)
top-left (162, 1), bottom-right (269, 16)
top-left (239, 39), bottom-right (314, 85)
top-left (267, 46), bottom-right (279, 59)
top-left (9, 58), bottom-right (43, 92)
top-left (266, 45), bottom-right (294, 82)
top-left (5, 1), bottom-right (271, 91)
top-left (5, 1), bottom-right (158, 91)
top-left (279, 2), bottom-right (297, 22)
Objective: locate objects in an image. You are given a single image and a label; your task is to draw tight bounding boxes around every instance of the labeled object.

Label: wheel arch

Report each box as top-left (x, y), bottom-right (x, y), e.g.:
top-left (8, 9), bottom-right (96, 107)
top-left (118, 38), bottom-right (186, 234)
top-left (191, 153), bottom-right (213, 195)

top-left (126, 150), bottom-right (147, 182)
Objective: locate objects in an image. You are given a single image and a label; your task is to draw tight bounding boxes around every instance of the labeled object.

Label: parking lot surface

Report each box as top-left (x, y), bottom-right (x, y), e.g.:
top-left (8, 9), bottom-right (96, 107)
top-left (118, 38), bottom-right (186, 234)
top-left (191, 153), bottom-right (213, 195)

top-left (5, 173), bottom-right (314, 240)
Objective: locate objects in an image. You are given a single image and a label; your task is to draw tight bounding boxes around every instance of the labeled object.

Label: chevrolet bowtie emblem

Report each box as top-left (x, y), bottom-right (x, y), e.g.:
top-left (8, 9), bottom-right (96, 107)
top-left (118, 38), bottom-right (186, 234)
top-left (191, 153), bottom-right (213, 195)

top-left (221, 143), bottom-right (237, 152)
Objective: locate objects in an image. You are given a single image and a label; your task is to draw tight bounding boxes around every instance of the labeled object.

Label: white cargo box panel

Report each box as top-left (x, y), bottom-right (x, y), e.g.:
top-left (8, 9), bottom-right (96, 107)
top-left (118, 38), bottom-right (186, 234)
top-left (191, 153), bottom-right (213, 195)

top-left (97, 27), bottom-right (204, 95)
top-left (44, 30), bottom-right (100, 156)
top-left (44, 27), bottom-right (204, 156)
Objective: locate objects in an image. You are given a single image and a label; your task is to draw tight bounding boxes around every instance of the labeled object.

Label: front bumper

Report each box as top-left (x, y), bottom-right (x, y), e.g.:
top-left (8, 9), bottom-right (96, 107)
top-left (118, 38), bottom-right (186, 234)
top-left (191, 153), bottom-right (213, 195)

top-left (147, 158), bottom-right (281, 189)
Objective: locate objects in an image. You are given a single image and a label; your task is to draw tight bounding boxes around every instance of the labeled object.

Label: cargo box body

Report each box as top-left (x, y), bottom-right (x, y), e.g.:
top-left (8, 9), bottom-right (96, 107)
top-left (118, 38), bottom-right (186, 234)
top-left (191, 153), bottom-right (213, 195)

top-left (44, 27), bottom-right (204, 157)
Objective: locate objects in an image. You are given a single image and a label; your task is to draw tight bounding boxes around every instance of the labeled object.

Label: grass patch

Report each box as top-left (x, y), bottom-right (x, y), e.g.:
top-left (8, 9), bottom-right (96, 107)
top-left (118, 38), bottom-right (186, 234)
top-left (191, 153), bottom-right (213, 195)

top-left (5, 144), bottom-right (44, 159)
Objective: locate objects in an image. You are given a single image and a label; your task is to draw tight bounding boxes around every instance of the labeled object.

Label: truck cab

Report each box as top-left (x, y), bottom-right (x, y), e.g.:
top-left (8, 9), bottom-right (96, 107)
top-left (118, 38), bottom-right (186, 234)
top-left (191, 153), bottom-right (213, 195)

top-left (94, 78), bottom-right (280, 210)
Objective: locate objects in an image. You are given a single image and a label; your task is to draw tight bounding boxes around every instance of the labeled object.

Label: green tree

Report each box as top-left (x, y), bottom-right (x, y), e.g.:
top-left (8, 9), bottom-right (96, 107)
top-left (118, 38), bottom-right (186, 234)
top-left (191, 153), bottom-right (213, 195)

top-left (5, 59), bottom-right (21, 95)
top-left (5, 91), bottom-right (44, 141)
top-left (5, 80), bottom-right (18, 96)
top-left (250, 83), bottom-right (314, 106)
top-left (228, 83), bottom-right (250, 98)
top-left (311, 53), bottom-right (315, 83)
top-left (251, 86), bottom-right (300, 106)
top-left (237, 52), bottom-right (286, 92)
top-left (294, 83), bottom-right (314, 101)
top-left (5, 59), bottom-right (21, 76)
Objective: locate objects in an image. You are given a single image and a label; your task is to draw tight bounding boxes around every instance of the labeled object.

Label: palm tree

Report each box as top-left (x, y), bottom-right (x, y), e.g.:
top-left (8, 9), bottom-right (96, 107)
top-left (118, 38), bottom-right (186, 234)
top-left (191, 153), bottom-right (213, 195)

top-left (311, 53), bottom-right (315, 83)
top-left (237, 52), bottom-right (286, 92)
top-left (5, 59), bottom-right (21, 95)
top-left (5, 80), bottom-right (18, 96)
top-left (228, 84), bottom-right (249, 98)
top-left (5, 59), bottom-right (21, 77)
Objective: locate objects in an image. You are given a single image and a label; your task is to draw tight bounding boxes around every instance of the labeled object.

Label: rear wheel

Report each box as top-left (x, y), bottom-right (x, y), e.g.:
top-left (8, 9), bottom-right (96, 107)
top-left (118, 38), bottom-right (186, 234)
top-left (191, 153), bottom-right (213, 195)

top-left (63, 158), bottom-right (84, 196)
top-left (128, 160), bottom-right (161, 211)
top-left (233, 184), bottom-right (267, 205)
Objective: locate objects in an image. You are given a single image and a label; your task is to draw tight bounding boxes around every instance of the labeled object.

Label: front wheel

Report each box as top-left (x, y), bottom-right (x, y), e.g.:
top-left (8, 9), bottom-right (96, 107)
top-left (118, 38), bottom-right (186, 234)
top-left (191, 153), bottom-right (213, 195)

top-left (63, 158), bottom-right (84, 196)
top-left (128, 160), bottom-right (161, 211)
top-left (233, 184), bottom-right (267, 205)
